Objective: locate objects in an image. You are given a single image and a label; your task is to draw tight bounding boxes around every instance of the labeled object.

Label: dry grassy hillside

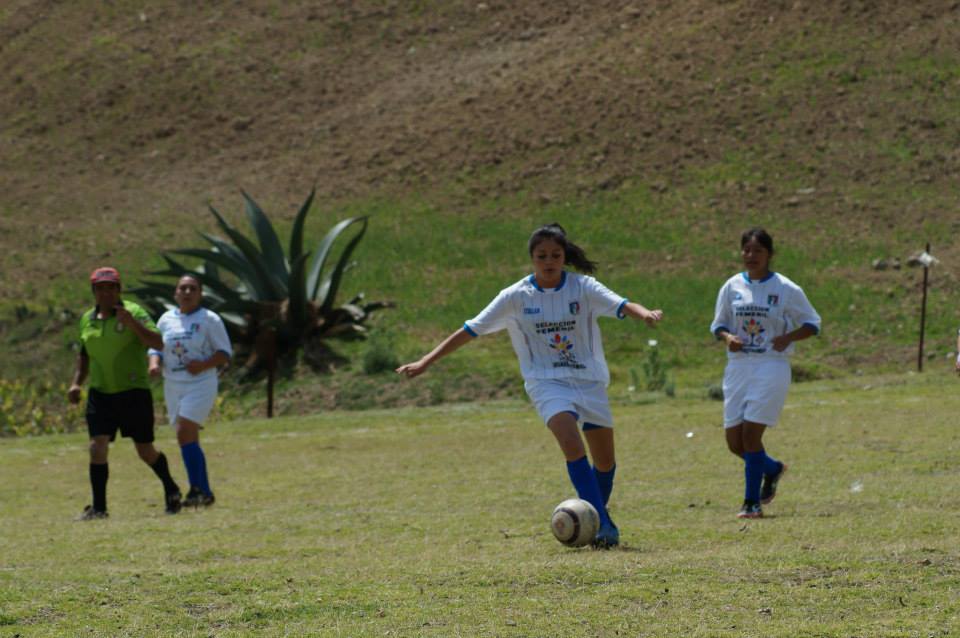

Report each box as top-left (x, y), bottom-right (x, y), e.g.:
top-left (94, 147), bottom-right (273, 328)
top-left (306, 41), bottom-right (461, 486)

top-left (2, 1), bottom-right (959, 302)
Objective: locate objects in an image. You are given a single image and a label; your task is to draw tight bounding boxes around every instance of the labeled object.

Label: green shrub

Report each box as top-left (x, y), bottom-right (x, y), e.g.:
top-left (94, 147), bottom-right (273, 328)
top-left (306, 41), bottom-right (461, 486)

top-left (0, 378), bottom-right (75, 436)
top-left (362, 337), bottom-right (400, 375)
top-left (642, 339), bottom-right (668, 392)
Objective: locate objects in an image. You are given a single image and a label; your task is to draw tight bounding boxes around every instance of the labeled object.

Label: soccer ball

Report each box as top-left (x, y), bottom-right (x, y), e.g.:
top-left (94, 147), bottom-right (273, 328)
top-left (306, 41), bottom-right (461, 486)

top-left (550, 498), bottom-right (599, 547)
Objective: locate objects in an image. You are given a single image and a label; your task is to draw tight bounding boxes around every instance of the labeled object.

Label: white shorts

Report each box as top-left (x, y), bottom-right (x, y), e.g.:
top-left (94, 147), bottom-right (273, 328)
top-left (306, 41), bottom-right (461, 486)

top-left (722, 358), bottom-right (791, 428)
top-left (524, 378), bottom-right (614, 428)
top-left (163, 375), bottom-right (218, 426)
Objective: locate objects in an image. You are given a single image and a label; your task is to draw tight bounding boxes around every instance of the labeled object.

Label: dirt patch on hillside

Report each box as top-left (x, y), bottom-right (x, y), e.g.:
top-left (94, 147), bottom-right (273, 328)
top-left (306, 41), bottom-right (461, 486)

top-left (2, 2), bottom-right (959, 285)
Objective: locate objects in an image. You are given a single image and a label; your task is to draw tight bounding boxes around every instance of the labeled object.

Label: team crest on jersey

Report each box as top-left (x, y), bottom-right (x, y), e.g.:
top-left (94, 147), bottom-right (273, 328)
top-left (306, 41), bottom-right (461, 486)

top-left (114, 321), bottom-right (125, 333)
top-left (172, 341), bottom-right (188, 365)
top-left (569, 301), bottom-right (580, 315)
top-left (523, 307), bottom-right (541, 315)
top-left (767, 294), bottom-right (779, 306)
top-left (742, 318), bottom-right (766, 349)
top-left (191, 322), bottom-right (201, 332)
top-left (548, 333), bottom-right (586, 369)
top-left (733, 292), bottom-right (743, 301)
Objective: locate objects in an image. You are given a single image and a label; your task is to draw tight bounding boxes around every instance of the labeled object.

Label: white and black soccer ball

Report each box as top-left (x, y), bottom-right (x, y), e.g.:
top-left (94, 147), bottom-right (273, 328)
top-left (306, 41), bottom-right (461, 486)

top-left (550, 498), bottom-right (600, 547)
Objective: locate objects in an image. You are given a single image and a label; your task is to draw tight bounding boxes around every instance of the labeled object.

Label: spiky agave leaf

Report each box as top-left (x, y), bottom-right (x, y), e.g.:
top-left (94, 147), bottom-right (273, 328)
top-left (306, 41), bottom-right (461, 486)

top-left (143, 256), bottom-right (248, 308)
top-left (306, 216), bottom-right (366, 302)
top-left (316, 217), bottom-right (368, 315)
top-left (133, 188), bottom-right (390, 378)
top-left (172, 243), bottom-right (269, 301)
top-left (288, 187), bottom-right (316, 264)
top-left (197, 259), bottom-right (220, 282)
top-left (207, 205), bottom-right (286, 299)
top-left (241, 190), bottom-right (288, 280)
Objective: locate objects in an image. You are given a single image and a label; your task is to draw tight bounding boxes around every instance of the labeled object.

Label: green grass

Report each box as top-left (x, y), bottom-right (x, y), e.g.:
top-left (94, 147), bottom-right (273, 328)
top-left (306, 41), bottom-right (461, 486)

top-left (4, 2), bottom-right (960, 427)
top-left (2, 371), bottom-right (958, 636)
top-left (5, 174), bottom-right (960, 425)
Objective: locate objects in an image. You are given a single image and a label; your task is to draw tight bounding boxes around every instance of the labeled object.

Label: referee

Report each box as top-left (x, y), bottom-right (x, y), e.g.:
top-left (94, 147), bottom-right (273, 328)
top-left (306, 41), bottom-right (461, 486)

top-left (67, 267), bottom-right (182, 519)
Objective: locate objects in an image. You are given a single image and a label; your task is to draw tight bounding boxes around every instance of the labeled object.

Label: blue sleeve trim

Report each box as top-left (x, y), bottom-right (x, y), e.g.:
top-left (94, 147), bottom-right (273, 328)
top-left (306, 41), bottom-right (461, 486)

top-left (462, 322), bottom-right (478, 337)
top-left (713, 325), bottom-right (730, 339)
top-left (215, 349), bottom-right (232, 359)
top-left (802, 322), bottom-right (820, 335)
top-left (616, 299), bottom-right (628, 319)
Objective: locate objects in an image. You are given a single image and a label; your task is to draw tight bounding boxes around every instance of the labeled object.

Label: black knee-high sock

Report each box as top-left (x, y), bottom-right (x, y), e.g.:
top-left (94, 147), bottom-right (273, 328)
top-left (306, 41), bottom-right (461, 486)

top-left (149, 453), bottom-right (180, 495)
top-left (90, 463), bottom-right (108, 512)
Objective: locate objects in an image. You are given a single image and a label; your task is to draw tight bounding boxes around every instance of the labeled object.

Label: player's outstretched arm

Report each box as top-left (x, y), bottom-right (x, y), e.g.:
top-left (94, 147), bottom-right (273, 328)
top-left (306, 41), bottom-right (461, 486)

top-left (621, 301), bottom-right (663, 327)
top-left (396, 328), bottom-right (474, 378)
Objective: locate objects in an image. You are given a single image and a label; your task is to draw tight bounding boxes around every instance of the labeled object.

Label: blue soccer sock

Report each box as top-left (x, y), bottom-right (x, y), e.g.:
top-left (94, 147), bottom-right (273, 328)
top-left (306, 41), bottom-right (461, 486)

top-left (761, 450), bottom-right (783, 477)
top-left (566, 456), bottom-right (611, 526)
top-left (593, 463), bottom-right (616, 507)
top-left (180, 442), bottom-right (212, 496)
top-left (743, 451), bottom-right (764, 503)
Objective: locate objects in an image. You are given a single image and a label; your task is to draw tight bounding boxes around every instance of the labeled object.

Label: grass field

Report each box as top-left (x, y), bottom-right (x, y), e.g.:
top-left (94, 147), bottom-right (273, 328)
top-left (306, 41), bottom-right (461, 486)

top-left (2, 370), bottom-right (958, 637)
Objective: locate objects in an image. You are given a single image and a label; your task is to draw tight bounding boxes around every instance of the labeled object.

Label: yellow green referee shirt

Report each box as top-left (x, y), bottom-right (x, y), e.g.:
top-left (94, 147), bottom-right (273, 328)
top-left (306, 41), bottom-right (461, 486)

top-left (78, 300), bottom-right (156, 393)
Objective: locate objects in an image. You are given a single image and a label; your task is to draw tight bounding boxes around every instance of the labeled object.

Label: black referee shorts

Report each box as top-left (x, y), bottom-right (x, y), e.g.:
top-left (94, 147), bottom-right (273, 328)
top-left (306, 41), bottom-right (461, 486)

top-left (86, 388), bottom-right (155, 444)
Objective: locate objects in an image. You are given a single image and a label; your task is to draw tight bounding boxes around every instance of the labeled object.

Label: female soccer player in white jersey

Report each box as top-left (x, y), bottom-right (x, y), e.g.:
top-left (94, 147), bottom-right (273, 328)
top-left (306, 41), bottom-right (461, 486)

top-left (148, 275), bottom-right (232, 508)
top-left (710, 228), bottom-right (821, 519)
top-left (396, 223), bottom-right (663, 548)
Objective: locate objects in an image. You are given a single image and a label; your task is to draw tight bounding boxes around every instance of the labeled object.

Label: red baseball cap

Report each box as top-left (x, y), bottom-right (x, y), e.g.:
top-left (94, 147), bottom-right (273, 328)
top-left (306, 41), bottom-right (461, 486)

top-left (90, 267), bottom-right (121, 285)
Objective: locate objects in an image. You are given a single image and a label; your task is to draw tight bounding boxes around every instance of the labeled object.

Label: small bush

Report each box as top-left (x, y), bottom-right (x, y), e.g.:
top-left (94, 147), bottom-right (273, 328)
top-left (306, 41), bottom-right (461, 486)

top-left (0, 378), bottom-right (75, 436)
top-left (362, 338), bottom-right (400, 375)
top-left (664, 380), bottom-right (676, 398)
top-left (642, 340), bottom-right (668, 392)
top-left (706, 384), bottom-right (724, 401)
top-left (792, 362), bottom-right (834, 383)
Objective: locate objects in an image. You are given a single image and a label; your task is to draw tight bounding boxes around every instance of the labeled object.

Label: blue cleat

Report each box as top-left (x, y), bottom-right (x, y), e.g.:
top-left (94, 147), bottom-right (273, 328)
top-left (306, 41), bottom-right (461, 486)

top-left (593, 520), bottom-right (620, 549)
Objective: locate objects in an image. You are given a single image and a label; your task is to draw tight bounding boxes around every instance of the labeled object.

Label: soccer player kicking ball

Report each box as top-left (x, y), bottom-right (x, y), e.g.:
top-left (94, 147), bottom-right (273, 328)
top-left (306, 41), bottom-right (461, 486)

top-left (396, 223), bottom-right (663, 548)
top-left (710, 228), bottom-right (821, 519)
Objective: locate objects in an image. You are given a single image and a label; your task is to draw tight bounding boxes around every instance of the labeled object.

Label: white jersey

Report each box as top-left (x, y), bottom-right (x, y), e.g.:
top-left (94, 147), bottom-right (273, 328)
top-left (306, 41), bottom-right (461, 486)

top-left (710, 272), bottom-right (821, 360)
top-left (464, 271), bottom-right (628, 384)
top-left (150, 307), bottom-right (233, 382)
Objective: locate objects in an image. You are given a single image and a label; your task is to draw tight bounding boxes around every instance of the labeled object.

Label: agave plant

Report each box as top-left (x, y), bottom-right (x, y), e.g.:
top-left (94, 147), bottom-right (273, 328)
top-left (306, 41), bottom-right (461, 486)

top-left (132, 188), bottom-right (391, 370)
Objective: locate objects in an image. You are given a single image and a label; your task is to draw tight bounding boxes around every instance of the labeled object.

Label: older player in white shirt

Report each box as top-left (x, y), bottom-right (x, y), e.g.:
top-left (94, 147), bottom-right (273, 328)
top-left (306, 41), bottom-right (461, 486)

top-left (149, 275), bottom-right (232, 507)
top-left (397, 223), bottom-right (663, 548)
top-left (710, 228), bottom-right (821, 519)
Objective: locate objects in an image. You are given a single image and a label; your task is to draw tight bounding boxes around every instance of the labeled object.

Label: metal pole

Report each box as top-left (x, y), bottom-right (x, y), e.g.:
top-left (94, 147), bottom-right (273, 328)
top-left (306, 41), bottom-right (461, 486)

top-left (266, 328), bottom-right (276, 418)
top-left (918, 242), bottom-right (930, 372)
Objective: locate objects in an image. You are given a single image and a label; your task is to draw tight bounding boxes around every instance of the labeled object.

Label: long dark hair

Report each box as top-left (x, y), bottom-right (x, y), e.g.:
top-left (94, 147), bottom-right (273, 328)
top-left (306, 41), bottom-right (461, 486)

top-left (528, 223), bottom-right (597, 274)
top-left (740, 227), bottom-right (774, 255)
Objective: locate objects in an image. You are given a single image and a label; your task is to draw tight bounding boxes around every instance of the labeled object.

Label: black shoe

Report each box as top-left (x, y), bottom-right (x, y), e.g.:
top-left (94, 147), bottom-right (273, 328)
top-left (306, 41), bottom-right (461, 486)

top-left (182, 487), bottom-right (215, 508)
top-left (77, 505), bottom-right (108, 521)
top-left (760, 463), bottom-right (788, 505)
top-left (165, 490), bottom-right (183, 514)
top-left (736, 501), bottom-right (763, 519)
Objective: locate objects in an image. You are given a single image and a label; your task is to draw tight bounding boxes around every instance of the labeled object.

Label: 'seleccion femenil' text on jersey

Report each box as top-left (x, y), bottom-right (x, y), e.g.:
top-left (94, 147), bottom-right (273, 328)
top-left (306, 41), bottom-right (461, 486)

top-left (464, 271), bottom-right (627, 384)
top-left (710, 271), bottom-right (821, 359)
top-left (151, 307), bottom-right (233, 382)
